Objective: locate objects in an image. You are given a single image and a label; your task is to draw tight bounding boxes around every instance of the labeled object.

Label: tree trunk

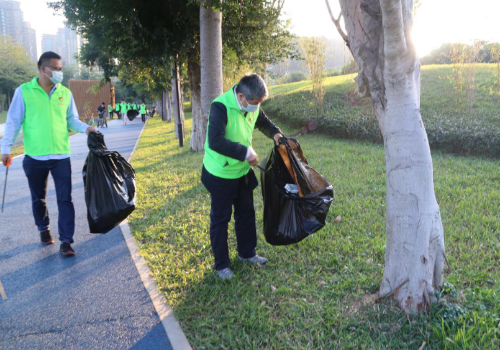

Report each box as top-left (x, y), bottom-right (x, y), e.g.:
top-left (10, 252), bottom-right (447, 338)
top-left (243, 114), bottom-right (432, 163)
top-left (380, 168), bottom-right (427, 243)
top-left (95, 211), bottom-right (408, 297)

top-left (171, 67), bottom-right (185, 140)
top-left (334, 0), bottom-right (445, 313)
top-left (200, 0), bottom-right (223, 147)
top-left (166, 89), bottom-right (172, 122)
top-left (188, 57), bottom-right (203, 151)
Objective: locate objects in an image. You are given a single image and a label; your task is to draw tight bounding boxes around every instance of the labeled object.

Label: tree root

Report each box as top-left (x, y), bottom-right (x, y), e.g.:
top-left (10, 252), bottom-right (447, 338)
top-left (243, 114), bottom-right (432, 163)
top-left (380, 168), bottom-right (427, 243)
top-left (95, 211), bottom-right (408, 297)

top-left (377, 278), bottom-right (409, 302)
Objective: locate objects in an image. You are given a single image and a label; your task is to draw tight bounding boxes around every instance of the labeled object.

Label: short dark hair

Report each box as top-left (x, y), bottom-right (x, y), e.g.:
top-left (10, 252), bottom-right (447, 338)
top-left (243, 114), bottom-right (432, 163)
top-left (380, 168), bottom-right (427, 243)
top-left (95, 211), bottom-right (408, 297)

top-left (37, 51), bottom-right (62, 70)
top-left (235, 73), bottom-right (268, 100)
top-left (102, 102), bottom-right (105, 104)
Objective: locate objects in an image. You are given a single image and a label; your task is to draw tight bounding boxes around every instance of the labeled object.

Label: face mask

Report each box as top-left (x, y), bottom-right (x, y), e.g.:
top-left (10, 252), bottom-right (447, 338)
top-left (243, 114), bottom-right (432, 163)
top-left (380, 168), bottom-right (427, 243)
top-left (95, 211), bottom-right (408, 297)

top-left (45, 68), bottom-right (63, 84)
top-left (238, 95), bottom-right (259, 113)
top-left (242, 103), bottom-right (258, 113)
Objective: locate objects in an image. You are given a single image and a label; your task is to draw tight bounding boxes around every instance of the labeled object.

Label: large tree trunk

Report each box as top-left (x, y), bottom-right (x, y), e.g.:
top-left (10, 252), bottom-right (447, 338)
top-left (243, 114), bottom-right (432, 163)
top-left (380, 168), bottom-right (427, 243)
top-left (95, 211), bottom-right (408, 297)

top-left (333, 0), bottom-right (445, 313)
top-left (188, 57), bottom-right (203, 151)
top-left (200, 0), bottom-right (223, 148)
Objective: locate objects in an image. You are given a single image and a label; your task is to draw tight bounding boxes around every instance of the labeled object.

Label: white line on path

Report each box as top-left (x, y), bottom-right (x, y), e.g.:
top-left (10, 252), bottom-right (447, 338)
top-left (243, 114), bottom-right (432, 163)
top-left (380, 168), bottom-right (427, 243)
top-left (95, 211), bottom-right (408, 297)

top-left (0, 278), bottom-right (7, 300)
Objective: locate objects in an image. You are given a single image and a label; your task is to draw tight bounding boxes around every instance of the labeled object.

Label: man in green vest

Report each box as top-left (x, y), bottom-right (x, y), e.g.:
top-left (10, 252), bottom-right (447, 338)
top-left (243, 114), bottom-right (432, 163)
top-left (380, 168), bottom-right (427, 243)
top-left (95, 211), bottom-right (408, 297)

top-left (115, 102), bottom-right (121, 119)
top-left (140, 103), bottom-right (146, 123)
top-left (0, 51), bottom-right (99, 257)
top-left (202, 73), bottom-right (283, 279)
top-left (120, 101), bottom-right (127, 124)
top-left (108, 103), bottom-right (113, 119)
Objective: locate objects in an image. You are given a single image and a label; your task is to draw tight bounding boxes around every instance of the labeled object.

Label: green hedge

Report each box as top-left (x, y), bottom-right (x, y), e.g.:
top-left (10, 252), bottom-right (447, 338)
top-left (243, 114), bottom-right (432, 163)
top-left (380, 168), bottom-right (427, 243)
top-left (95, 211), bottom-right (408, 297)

top-left (263, 64), bottom-right (500, 158)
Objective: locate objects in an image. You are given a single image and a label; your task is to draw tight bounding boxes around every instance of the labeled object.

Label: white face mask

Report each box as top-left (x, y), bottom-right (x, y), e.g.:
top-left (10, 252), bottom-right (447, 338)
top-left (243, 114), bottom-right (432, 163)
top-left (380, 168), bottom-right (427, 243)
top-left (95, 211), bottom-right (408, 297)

top-left (238, 94), bottom-right (259, 113)
top-left (242, 103), bottom-right (258, 113)
top-left (45, 67), bottom-right (64, 84)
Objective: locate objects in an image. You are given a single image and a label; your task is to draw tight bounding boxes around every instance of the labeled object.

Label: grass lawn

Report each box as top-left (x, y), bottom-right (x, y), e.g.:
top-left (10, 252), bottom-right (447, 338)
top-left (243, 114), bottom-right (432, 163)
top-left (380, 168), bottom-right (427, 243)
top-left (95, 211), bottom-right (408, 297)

top-left (265, 64), bottom-right (500, 157)
top-left (129, 117), bottom-right (500, 349)
top-left (0, 112), bottom-right (6, 124)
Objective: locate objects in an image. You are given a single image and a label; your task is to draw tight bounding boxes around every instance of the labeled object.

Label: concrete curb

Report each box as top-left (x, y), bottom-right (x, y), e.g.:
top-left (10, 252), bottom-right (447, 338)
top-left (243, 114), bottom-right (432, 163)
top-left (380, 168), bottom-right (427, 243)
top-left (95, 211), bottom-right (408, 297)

top-left (121, 119), bottom-right (192, 350)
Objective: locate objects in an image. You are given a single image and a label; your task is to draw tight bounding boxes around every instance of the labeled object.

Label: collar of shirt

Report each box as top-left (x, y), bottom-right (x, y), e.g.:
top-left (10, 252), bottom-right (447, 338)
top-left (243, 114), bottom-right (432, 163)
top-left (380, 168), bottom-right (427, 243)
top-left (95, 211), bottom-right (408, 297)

top-left (233, 87), bottom-right (248, 117)
top-left (37, 78), bottom-right (58, 99)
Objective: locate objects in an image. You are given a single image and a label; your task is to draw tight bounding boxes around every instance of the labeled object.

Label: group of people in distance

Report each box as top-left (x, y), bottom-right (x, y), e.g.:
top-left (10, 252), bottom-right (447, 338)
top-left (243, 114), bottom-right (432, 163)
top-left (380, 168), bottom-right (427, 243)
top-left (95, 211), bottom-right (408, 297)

top-left (97, 101), bottom-right (157, 126)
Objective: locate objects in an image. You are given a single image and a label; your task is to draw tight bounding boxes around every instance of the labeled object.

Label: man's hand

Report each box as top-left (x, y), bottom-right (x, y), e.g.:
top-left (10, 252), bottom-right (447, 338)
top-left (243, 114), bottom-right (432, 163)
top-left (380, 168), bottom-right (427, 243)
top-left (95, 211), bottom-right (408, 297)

top-left (1, 154), bottom-right (12, 167)
top-left (86, 126), bottom-right (99, 135)
top-left (246, 146), bottom-right (259, 166)
top-left (273, 133), bottom-right (284, 145)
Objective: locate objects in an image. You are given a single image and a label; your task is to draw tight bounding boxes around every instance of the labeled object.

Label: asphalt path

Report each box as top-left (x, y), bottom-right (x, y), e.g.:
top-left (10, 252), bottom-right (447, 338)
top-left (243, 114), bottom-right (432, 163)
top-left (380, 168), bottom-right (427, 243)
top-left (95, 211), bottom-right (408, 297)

top-left (0, 117), bottom-right (173, 350)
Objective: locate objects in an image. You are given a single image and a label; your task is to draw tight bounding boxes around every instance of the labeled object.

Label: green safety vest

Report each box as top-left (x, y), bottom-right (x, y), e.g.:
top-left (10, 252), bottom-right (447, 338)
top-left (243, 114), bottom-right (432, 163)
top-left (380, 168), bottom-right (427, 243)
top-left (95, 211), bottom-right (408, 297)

top-left (121, 103), bottom-right (127, 112)
top-left (140, 104), bottom-right (146, 114)
top-left (203, 85), bottom-right (259, 179)
top-left (21, 77), bottom-right (71, 156)
top-left (108, 104), bottom-right (112, 112)
top-left (127, 104), bottom-right (131, 110)
top-left (115, 104), bottom-right (120, 112)
top-left (132, 104), bottom-right (137, 110)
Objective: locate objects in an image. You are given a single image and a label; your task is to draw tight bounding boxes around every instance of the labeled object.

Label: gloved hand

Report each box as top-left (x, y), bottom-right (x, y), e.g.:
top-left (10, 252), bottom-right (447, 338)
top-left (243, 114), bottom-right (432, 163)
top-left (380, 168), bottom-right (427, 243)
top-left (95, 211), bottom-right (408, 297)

top-left (1, 154), bottom-right (12, 167)
top-left (246, 146), bottom-right (259, 166)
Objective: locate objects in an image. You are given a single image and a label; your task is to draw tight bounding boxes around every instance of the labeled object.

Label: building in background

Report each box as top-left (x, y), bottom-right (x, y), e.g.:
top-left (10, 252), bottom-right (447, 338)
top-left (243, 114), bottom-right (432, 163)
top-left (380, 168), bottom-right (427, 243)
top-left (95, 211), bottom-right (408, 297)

top-left (56, 22), bottom-right (78, 67)
top-left (41, 34), bottom-right (57, 53)
top-left (23, 22), bottom-right (37, 62)
top-left (0, 0), bottom-right (37, 62)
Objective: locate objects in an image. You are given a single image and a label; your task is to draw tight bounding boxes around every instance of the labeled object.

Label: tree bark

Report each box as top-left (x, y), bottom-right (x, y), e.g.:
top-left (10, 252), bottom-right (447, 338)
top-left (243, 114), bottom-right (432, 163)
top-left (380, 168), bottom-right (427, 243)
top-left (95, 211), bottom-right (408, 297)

top-left (200, 0), bottom-right (223, 148)
top-left (335, 0), bottom-right (445, 313)
top-left (166, 89), bottom-right (172, 122)
top-left (171, 69), bottom-right (185, 139)
top-left (188, 57), bottom-right (203, 151)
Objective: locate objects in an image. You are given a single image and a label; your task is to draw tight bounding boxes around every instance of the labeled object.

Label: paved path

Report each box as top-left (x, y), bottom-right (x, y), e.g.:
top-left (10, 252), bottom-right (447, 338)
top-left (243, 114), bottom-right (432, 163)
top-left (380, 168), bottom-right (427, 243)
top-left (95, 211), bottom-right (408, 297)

top-left (0, 117), bottom-right (173, 350)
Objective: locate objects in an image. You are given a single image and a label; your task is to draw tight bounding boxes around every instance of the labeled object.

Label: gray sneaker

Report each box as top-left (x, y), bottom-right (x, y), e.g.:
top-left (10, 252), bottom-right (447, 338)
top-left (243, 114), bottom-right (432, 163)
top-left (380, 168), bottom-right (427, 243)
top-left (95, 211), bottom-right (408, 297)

top-left (238, 254), bottom-right (268, 266)
top-left (216, 268), bottom-right (235, 280)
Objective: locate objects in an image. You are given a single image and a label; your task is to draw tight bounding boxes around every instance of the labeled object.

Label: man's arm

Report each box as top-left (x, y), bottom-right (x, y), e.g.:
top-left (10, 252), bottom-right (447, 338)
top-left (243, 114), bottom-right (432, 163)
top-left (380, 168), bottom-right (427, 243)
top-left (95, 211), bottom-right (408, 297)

top-left (67, 93), bottom-right (95, 134)
top-left (255, 109), bottom-right (282, 140)
top-left (208, 102), bottom-right (248, 161)
top-left (1, 87), bottom-right (25, 156)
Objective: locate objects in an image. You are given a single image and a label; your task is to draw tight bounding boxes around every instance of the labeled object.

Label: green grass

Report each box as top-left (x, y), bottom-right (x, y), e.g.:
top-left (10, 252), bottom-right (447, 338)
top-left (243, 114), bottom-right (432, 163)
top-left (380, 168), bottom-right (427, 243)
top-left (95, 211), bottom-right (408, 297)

top-left (129, 117), bottom-right (500, 349)
top-left (0, 112), bottom-right (6, 124)
top-left (265, 64), bottom-right (500, 157)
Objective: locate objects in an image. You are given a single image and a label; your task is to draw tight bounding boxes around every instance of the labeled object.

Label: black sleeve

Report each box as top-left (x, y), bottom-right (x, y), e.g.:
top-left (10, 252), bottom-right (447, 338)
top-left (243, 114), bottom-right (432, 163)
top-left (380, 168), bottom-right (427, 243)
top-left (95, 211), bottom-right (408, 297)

top-left (255, 109), bottom-right (281, 139)
top-left (208, 102), bottom-right (248, 162)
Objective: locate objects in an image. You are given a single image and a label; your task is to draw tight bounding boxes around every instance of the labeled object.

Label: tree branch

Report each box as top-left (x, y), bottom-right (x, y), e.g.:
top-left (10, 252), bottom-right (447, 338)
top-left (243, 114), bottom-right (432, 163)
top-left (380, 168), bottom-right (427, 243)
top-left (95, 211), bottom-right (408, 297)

top-left (325, 0), bottom-right (349, 47)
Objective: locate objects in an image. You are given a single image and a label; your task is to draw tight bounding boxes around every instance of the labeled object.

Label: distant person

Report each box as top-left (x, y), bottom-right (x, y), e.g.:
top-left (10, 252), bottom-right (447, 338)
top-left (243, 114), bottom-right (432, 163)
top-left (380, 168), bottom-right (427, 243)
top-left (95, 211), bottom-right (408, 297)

top-left (150, 106), bottom-right (157, 118)
top-left (120, 101), bottom-right (127, 123)
top-left (97, 102), bottom-right (107, 127)
top-left (0, 51), bottom-right (99, 256)
top-left (201, 73), bottom-right (283, 279)
top-left (140, 103), bottom-right (146, 123)
top-left (108, 103), bottom-right (113, 119)
top-left (115, 102), bottom-right (121, 119)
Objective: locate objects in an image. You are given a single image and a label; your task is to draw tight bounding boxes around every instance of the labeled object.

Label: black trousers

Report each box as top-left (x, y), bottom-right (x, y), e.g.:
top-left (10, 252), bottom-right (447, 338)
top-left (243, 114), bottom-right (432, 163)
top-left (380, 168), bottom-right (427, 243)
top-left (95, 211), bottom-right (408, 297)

top-left (201, 166), bottom-right (258, 270)
top-left (141, 114), bottom-right (146, 123)
top-left (22, 156), bottom-right (75, 243)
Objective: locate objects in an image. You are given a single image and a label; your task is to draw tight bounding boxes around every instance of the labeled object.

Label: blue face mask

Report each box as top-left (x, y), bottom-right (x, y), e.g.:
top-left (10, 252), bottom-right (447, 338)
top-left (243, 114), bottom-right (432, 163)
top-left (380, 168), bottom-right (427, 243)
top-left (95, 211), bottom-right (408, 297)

top-left (242, 103), bottom-right (258, 113)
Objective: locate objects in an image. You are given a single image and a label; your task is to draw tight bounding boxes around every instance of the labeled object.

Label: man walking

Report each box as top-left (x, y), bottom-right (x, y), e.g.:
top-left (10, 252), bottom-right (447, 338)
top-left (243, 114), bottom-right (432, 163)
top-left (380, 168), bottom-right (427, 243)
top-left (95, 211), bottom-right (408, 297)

top-left (140, 103), bottom-right (147, 123)
top-left (0, 51), bottom-right (99, 257)
top-left (108, 103), bottom-right (113, 119)
top-left (202, 73), bottom-right (283, 279)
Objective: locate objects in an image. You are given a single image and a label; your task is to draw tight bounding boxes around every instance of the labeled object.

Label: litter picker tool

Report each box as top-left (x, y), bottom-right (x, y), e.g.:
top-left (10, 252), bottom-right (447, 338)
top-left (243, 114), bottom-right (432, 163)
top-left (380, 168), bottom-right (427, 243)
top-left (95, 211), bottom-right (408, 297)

top-left (1, 166), bottom-right (8, 213)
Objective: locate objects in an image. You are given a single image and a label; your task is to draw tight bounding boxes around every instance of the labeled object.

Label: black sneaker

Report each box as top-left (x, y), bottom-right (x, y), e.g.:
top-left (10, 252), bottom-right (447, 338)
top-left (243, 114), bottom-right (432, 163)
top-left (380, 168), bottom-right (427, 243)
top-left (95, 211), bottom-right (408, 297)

top-left (59, 243), bottom-right (75, 257)
top-left (40, 230), bottom-right (54, 245)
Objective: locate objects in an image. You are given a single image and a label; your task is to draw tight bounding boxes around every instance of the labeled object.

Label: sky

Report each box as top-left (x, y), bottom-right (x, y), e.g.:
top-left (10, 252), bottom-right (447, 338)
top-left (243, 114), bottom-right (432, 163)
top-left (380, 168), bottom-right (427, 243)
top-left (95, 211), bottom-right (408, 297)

top-left (14, 0), bottom-right (500, 58)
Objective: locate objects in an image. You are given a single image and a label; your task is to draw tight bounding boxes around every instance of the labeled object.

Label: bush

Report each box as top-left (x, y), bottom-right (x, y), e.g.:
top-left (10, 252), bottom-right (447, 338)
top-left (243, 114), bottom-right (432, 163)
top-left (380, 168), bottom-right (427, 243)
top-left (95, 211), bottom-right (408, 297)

top-left (264, 65), bottom-right (500, 158)
top-left (279, 71), bottom-right (307, 84)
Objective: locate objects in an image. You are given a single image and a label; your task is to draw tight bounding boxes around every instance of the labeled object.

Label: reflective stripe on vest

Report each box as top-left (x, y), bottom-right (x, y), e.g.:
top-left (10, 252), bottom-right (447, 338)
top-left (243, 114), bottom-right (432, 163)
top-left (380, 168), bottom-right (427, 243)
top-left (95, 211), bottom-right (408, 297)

top-left (21, 77), bottom-right (71, 156)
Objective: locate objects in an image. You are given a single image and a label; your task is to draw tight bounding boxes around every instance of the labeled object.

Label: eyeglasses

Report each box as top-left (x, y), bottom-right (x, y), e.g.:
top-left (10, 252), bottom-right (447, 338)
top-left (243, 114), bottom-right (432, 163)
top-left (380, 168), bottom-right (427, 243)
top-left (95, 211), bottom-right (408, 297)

top-left (44, 65), bottom-right (64, 72)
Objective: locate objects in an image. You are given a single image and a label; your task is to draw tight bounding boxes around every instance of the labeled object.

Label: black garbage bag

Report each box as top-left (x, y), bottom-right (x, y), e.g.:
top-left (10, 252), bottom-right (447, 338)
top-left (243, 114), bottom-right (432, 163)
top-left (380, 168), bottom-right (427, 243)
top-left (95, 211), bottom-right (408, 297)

top-left (260, 137), bottom-right (333, 245)
top-left (83, 133), bottom-right (136, 233)
top-left (127, 109), bottom-right (139, 121)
